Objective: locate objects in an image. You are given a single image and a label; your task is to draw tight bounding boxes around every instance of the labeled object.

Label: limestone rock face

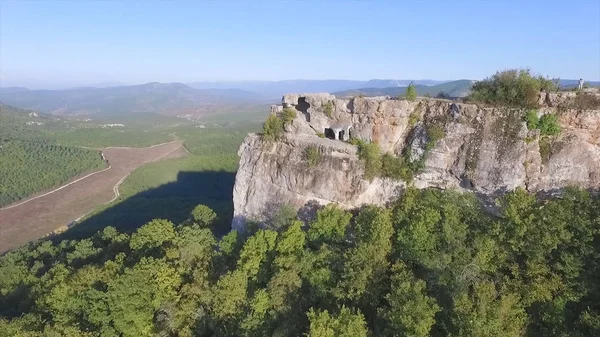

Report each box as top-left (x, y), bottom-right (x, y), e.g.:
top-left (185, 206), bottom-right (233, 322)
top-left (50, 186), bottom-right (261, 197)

top-left (233, 93), bottom-right (600, 228)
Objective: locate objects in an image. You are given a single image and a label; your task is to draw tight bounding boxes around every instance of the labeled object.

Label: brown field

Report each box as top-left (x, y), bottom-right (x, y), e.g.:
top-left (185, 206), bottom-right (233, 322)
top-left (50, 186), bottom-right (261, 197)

top-left (0, 141), bottom-right (188, 253)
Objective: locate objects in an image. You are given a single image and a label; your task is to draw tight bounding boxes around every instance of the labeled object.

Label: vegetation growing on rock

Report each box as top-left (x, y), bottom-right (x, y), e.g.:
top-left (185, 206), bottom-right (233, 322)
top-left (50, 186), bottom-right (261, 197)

top-left (1, 187), bottom-right (598, 336)
top-left (404, 82), bottom-right (417, 101)
top-left (262, 108), bottom-right (297, 142)
top-left (304, 145), bottom-right (322, 168)
top-left (525, 110), bottom-right (561, 136)
top-left (469, 69), bottom-right (558, 108)
top-left (322, 101), bottom-right (333, 118)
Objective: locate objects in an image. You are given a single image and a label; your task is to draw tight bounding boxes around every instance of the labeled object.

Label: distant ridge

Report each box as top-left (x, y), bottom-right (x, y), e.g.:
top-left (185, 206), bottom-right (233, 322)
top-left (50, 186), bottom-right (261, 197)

top-left (333, 80), bottom-right (474, 98)
top-left (187, 79), bottom-right (450, 98)
top-left (0, 83), bottom-right (266, 116)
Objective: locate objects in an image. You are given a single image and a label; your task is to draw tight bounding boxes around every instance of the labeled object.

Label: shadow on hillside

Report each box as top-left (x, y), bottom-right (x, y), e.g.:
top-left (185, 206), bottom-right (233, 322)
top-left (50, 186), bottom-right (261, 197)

top-left (55, 170), bottom-right (236, 242)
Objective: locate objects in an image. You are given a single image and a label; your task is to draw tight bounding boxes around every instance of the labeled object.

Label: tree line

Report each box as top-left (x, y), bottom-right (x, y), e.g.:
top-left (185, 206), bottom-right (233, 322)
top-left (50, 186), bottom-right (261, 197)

top-left (0, 187), bottom-right (598, 336)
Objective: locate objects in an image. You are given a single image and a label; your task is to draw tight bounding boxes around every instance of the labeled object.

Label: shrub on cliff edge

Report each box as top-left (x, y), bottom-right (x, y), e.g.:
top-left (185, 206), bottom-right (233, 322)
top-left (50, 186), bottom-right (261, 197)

top-left (405, 83), bottom-right (417, 101)
top-left (469, 69), bottom-right (557, 108)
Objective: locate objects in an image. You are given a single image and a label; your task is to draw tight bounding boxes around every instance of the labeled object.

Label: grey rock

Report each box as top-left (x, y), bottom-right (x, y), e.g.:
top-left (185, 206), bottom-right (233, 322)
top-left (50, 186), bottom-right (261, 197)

top-left (233, 93), bottom-right (600, 228)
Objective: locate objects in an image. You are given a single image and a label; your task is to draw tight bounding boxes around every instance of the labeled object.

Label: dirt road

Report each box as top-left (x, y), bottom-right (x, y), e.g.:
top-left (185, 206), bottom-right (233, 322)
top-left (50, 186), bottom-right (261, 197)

top-left (0, 141), bottom-right (188, 253)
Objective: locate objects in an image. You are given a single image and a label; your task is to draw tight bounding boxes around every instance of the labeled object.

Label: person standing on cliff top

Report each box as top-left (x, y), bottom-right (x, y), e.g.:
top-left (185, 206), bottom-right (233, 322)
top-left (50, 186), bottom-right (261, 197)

top-left (578, 78), bottom-right (584, 90)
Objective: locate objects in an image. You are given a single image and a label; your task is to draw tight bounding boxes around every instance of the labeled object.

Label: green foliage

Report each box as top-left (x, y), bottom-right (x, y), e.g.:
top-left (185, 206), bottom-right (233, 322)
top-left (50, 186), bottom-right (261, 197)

top-left (538, 113), bottom-right (561, 136)
top-left (526, 109), bottom-right (539, 130)
top-left (307, 306), bottom-right (368, 337)
top-left (539, 137), bottom-right (552, 164)
top-left (129, 219), bottom-right (176, 251)
top-left (262, 109), bottom-right (296, 142)
top-left (526, 110), bottom-right (561, 136)
top-left (189, 204), bottom-right (217, 228)
top-left (352, 138), bottom-right (420, 182)
top-left (353, 139), bottom-right (382, 181)
top-left (469, 69), bottom-right (558, 108)
top-left (261, 114), bottom-right (284, 142)
top-left (426, 123), bottom-right (445, 150)
top-left (308, 204), bottom-right (352, 245)
top-left (405, 82), bottom-right (417, 101)
top-left (379, 262), bottom-right (440, 337)
top-left (316, 132), bottom-right (325, 138)
top-left (304, 145), bottom-right (322, 168)
top-left (1, 189), bottom-right (599, 336)
top-left (269, 203), bottom-right (297, 230)
top-left (322, 101), bottom-right (333, 118)
top-left (0, 140), bottom-right (105, 207)
top-left (408, 108), bottom-right (421, 127)
top-left (282, 107), bottom-right (297, 124)
top-left (381, 152), bottom-right (413, 181)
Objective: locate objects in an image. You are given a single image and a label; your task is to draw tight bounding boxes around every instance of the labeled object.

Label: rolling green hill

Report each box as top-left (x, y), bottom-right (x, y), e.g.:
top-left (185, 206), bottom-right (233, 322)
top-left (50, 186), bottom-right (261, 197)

top-left (333, 79), bottom-right (474, 98)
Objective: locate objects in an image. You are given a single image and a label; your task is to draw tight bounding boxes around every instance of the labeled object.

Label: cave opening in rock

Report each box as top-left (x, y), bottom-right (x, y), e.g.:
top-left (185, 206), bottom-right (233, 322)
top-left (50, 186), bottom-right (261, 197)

top-left (338, 130), bottom-right (345, 141)
top-left (324, 128), bottom-right (336, 140)
top-left (297, 97), bottom-right (310, 114)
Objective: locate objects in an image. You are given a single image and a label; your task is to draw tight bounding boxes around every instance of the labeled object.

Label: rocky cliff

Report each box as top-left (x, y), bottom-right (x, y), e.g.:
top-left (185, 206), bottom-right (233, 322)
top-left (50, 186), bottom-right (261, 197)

top-left (233, 91), bottom-right (600, 229)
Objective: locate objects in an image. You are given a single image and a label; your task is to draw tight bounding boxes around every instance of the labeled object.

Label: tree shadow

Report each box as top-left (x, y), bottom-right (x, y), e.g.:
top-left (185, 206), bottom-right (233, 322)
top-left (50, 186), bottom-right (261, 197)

top-left (55, 170), bottom-right (236, 242)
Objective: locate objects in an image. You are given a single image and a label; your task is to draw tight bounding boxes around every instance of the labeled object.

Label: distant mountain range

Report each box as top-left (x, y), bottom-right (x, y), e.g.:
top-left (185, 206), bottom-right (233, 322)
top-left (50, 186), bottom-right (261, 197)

top-left (0, 82), bottom-right (265, 116)
top-left (2, 79), bottom-right (596, 117)
top-left (333, 80), bottom-right (474, 98)
top-left (187, 79), bottom-right (447, 98)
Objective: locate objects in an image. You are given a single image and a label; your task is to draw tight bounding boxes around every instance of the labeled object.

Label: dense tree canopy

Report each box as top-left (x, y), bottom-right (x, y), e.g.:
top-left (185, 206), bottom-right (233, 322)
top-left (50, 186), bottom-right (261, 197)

top-left (0, 140), bottom-right (105, 207)
top-left (0, 188), bottom-right (599, 336)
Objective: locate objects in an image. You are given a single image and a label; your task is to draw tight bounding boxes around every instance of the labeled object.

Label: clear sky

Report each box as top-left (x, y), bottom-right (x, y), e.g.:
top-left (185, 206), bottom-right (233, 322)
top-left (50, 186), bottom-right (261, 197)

top-left (1, 0), bottom-right (599, 88)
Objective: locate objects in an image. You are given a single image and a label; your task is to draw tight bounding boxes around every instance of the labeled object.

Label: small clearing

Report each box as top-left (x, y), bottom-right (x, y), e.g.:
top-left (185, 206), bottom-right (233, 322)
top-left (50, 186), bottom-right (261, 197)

top-left (0, 141), bottom-right (188, 253)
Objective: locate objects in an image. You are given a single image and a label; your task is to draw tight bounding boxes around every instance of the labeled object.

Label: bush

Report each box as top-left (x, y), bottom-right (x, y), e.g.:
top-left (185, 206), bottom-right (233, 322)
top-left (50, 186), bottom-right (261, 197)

top-left (381, 152), bottom-right (413, 181)
top-left (354, 139), bottom-right (382, 180)
top-left (436, 91), bottom-right (451, 99)
top-left (282, 107), bottom-right (297, 124)
top-left (469, 69), bottom-right (558, 108)
top-left (538, 114), bottom-right (561, 136)
top-left (539, 137), bottom-right (552, 164)
top-left (525, 110), bottom-right (539, 130)
top-left (408, 109), bottom-right (420, 127)
top-left (304, 145), bottom-right (322, 168)
top-left (425, 124), bottom-right (445, 150)
top-left (262, 114), bottom-right (284, 142)
top-left (316, 132), bottom-right (325, 138)
top-left (323, 101), bottom-right (333, 118)
top-left (405, 83), bottom-right (417, 101)
top-left (262, 109), bottom-right (297, 142)
top-left (571, 93), bottom-right (600, 110)
top-left (189, 204), bottom-right (218, 228)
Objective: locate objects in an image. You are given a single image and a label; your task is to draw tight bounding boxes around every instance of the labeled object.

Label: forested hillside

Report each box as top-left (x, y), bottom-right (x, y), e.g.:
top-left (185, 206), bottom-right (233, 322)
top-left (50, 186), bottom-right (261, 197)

top-left (1, 188), bottom-right (598, 336)
top-left (0, 104), bottom-right (107, 207)
top-left (0, 141), bottom-right (105, 207)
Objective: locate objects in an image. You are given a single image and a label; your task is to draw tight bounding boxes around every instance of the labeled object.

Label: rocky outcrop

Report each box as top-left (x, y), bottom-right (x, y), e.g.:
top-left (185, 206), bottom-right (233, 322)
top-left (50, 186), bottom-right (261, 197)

top-left (232, 92), bottom-right (600, 229)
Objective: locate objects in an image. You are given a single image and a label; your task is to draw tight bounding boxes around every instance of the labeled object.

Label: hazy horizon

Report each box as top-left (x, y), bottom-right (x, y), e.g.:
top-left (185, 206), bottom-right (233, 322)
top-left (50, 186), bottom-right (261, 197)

top-left (1, 0), bottom-right (599, 89)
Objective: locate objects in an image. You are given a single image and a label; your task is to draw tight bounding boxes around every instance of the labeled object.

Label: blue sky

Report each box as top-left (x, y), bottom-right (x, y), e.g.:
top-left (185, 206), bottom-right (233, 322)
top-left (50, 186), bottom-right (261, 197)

top-left (1, 0), bottom-right (599, 88)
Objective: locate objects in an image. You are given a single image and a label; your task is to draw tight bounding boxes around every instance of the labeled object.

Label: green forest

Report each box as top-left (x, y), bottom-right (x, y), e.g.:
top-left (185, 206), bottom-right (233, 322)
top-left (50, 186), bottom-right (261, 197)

top-left (1, 187), bottom-right (598, 337)
top-left (0, 140), bottom-right (105, 207)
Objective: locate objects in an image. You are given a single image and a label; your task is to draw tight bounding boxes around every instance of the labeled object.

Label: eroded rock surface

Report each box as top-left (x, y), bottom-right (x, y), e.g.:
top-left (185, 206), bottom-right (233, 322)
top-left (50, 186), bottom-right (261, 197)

top-left (233, 92), bottom-right (600, 229)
